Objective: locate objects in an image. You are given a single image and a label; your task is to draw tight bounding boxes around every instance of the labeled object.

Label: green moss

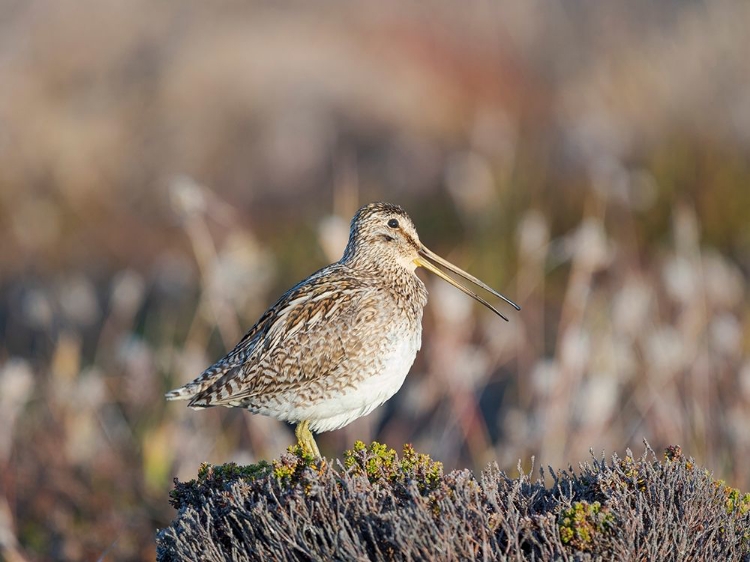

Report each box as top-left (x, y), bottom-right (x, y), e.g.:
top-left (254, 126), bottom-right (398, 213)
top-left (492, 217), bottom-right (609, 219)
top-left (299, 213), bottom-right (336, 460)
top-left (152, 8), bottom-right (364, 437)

top-left (169, 460), bottom-right (273, 509)
top-left (271, 444), bottom-right (321, 484)
top-left (400, 443), bottom-right (443, 491)
top-left (558, 501), bottom-right (614, 551)
top-left (719, 483), bottom-right (750, 517)
top-left (344, 440), bottom-right (398, 479)
top-left (197, 460), bottom-right (273, 482)
top-left (343, 440), bottom-right (443, 493)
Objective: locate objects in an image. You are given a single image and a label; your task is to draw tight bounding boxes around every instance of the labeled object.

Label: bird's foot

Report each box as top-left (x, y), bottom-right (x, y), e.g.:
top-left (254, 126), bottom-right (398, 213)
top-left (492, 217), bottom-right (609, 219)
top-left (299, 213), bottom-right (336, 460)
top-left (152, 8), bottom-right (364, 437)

top-left (294, 420), bottom-right (321, 459)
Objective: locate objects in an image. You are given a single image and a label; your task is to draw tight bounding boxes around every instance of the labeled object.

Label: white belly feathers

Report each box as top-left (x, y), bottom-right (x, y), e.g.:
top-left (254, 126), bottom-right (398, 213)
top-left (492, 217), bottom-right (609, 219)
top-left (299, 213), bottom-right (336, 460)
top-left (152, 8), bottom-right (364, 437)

top-left (281, 322), bottom-right (422, 433)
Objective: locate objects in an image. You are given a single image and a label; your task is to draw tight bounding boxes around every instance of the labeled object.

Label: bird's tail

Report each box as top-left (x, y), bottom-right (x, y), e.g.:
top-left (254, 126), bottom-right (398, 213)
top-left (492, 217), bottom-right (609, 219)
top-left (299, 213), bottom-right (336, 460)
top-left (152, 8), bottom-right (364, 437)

top-left (165, 359), bottom-right (235, 407)
top-left (164, 384), bottom-right (198, 401)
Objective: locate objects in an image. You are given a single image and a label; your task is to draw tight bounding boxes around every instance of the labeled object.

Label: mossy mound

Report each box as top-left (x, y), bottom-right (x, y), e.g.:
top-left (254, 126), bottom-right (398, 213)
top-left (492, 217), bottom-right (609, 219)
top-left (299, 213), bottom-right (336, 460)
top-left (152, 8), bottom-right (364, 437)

top-left (157, 442), bottom-right (749, 561)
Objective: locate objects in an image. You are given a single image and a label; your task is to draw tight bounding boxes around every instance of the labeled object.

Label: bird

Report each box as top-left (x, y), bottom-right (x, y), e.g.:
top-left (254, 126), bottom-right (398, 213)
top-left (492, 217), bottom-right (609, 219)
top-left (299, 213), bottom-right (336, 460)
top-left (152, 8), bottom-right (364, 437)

top-left (166, 202), bottom-right (519, 457)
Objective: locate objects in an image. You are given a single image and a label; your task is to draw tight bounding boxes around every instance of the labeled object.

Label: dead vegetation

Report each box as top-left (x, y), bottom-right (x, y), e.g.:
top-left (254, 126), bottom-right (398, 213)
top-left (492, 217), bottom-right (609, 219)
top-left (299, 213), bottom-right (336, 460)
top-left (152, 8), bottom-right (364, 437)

top-left (158, 442), bottom-right (749, 561)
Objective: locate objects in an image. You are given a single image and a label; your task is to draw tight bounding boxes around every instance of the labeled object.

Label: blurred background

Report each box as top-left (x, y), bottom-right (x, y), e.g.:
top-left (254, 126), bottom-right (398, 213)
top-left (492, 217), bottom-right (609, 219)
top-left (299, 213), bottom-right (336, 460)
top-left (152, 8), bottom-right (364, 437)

top-left (1, 0), bottom-right (749, 559)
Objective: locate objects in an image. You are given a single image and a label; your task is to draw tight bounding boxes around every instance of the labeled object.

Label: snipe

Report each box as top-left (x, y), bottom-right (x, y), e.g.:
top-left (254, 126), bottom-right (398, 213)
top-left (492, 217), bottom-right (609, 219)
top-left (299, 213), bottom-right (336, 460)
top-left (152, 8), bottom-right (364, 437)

top-left (166, 202), bottom-right (519, 457)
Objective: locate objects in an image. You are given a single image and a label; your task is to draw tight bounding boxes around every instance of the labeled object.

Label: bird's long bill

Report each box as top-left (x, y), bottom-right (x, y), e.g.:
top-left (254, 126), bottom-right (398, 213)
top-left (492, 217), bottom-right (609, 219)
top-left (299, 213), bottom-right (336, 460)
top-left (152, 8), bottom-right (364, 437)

top-left (415, 246), bottom-right (521, 321)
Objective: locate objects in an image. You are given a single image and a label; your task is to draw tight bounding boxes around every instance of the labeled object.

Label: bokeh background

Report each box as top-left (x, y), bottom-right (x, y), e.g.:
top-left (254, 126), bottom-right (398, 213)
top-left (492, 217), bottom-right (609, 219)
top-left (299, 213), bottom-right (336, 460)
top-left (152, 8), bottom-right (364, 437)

top-left (1, 0), bottom-right (749, 559)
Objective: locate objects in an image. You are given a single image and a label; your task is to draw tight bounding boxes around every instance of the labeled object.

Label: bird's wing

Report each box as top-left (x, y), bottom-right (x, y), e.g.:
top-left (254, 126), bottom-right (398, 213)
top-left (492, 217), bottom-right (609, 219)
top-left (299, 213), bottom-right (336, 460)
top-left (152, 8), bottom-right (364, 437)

top-left (187, 264), bottom-right (379, 407)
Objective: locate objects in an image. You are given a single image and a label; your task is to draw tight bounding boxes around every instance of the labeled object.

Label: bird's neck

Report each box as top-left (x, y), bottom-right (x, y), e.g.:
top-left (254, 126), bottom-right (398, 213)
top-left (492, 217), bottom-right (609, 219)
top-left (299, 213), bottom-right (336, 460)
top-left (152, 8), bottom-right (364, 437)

top-left (341, 252), bottom-right (427, 307)
top-left (341, 250), bottom-right (405, 277)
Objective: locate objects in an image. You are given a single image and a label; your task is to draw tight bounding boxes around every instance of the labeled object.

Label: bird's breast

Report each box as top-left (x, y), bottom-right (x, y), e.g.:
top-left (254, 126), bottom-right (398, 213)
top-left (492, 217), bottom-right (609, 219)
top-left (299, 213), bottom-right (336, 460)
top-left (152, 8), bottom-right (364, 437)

top-left (303, 317), bottom-right (422, 433)
top-left (297, 283), bottom-right (425, 433)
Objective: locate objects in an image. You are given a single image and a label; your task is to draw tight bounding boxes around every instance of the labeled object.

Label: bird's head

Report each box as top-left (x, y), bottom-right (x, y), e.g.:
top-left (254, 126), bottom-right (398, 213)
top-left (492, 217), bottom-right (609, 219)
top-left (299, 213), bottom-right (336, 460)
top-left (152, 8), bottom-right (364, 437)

top-left (342, 202), bottom-right (520, 320)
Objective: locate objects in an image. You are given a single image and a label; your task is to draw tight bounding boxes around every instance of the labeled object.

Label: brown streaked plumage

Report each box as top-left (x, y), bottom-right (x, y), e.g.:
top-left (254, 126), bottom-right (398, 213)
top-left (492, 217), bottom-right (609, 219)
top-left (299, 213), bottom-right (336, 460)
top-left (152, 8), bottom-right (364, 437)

top-left (166, 202), bottom-right (520, 457)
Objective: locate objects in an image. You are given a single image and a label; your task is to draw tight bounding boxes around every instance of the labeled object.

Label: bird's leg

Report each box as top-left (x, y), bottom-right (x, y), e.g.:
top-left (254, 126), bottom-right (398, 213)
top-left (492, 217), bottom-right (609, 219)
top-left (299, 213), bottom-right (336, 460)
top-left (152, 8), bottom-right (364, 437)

top-left (294, 420), bottom-right (321, 458)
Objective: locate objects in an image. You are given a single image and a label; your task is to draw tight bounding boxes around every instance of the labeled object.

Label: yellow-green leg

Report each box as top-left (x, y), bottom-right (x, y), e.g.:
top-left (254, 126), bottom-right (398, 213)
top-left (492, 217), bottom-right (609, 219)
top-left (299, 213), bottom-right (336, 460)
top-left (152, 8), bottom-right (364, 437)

top-left (294, 420), bottom-right (321, 458)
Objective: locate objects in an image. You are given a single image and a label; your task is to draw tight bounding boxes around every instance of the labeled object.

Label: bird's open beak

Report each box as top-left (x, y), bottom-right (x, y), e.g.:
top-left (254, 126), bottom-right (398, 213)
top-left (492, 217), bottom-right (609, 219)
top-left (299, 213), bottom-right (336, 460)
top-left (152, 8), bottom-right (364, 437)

top-left (414, 246), bottom-right (520, 321)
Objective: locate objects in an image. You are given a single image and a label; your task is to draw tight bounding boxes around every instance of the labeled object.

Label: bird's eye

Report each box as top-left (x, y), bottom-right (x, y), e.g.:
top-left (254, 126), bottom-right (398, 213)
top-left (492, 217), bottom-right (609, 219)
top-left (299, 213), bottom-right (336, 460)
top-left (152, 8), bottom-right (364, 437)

top-left (387, 218), bottom-right (399, 228)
